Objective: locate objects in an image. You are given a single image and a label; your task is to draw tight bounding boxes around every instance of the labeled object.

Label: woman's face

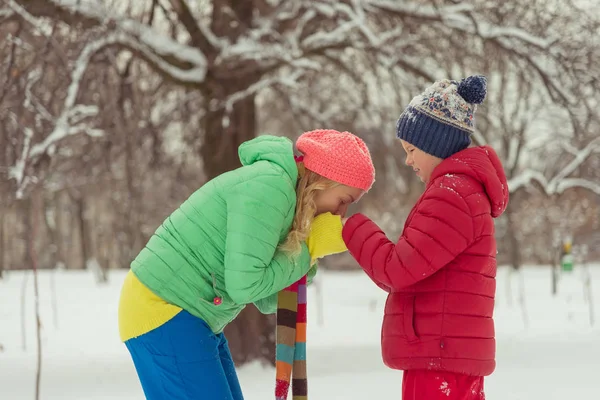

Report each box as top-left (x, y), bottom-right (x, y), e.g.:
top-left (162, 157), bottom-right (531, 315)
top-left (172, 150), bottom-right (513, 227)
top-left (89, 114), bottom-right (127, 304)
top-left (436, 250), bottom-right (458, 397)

top-left (400, 139), bottom-right (443, 184)
top-left (314, 185), bottom-right (365, 218)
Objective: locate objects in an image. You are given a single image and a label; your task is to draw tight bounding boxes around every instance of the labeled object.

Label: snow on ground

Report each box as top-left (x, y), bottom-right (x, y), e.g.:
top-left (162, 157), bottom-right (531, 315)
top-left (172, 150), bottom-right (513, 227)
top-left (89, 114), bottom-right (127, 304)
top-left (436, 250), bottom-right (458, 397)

top-left (1, 264), bottom-right (599, 399)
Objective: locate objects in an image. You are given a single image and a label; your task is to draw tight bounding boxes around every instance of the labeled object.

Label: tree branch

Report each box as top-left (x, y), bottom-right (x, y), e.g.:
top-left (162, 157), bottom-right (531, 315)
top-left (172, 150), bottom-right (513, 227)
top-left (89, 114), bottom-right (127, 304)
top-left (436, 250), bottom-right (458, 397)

top-left (14, 0), bottom-right (209, 84)
top-left (15, 0), bottom-right (107, 29)
top-left (168, 0), bottom-right (222, 54)
top-left (508, 137), bottom-right (600, 195)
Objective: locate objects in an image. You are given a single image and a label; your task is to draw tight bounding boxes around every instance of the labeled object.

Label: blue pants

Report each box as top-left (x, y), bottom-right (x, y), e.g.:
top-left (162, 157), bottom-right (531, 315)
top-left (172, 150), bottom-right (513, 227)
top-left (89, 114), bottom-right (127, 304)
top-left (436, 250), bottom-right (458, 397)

top-left (125, 311), bottom-right (244, 400)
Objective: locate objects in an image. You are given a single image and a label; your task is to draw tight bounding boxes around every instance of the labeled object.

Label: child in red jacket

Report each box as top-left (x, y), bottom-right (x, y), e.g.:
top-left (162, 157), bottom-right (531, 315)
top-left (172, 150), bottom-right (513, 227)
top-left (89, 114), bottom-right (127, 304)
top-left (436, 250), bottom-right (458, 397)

top-left (342, 75), bottom-right (509, 400)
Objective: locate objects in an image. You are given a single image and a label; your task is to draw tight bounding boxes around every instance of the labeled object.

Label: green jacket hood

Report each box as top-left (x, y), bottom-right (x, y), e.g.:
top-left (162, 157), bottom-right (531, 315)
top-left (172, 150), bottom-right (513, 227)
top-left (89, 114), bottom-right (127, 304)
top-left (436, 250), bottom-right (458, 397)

top-left (238, 135), bottom-right (298, 181)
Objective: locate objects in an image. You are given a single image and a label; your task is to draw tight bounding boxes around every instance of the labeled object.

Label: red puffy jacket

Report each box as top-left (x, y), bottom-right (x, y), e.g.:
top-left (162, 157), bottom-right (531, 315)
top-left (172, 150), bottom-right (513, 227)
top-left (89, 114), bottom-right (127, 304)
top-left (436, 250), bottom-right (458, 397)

top-left (342, 146), bottom-right (509, 377)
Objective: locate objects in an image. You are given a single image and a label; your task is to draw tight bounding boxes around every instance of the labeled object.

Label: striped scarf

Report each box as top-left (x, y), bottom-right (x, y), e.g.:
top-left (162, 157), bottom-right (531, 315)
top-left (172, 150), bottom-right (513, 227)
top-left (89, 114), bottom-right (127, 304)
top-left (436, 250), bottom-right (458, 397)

top-left (275, 274), bottom-right (307, 400)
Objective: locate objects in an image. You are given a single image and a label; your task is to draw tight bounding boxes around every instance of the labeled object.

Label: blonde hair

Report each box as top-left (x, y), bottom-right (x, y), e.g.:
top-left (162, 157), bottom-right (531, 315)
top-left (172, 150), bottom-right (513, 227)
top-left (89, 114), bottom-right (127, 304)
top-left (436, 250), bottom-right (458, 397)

top-left (279, 162), bottom-right (339, 257)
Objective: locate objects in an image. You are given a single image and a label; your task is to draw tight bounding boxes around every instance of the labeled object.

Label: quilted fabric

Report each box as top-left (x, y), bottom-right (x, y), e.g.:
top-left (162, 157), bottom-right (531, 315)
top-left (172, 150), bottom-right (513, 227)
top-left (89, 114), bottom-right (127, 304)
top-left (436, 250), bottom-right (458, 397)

top-left (132, 135), bottom-right (312, 334)
top-left (342, 146), bottom-right (509, 377)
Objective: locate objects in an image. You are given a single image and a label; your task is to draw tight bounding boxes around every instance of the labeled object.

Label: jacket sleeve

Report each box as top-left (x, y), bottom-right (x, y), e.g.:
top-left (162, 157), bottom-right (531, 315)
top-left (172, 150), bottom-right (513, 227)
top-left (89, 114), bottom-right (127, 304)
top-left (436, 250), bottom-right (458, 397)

top-left (224, 173), bottom-right (312, 305)
top-left (253, 293), bottom-right (278, 314)
top-left (342, 185), bottom-right (474, 291)
top-left (253, 264), bottom-right (318, 314)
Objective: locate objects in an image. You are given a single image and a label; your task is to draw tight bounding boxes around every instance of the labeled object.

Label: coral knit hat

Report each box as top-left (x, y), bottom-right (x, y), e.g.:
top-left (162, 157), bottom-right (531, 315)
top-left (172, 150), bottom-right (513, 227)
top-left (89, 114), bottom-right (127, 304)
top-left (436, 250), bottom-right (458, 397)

top-left (295, 129), bottom-right (375, 191)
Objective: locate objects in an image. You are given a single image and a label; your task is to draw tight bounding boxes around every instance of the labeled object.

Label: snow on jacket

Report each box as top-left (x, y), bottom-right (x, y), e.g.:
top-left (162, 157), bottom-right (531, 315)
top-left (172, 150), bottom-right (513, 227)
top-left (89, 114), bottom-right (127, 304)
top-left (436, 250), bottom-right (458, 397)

top-left (342, 146), bottom-right (509, 376)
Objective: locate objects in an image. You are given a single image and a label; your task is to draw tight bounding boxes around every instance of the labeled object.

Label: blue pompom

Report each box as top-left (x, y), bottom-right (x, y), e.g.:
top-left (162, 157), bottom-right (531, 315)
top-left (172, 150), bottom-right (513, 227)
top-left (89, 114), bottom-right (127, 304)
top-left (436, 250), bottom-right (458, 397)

top-left (457, 75), bottom-right (487, 104)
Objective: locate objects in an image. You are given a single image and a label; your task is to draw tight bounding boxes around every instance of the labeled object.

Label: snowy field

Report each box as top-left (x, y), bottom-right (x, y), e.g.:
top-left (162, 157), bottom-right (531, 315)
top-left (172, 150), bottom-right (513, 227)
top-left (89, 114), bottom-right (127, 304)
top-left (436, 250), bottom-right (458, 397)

top-left (1, 265), bottom-right (599, 400)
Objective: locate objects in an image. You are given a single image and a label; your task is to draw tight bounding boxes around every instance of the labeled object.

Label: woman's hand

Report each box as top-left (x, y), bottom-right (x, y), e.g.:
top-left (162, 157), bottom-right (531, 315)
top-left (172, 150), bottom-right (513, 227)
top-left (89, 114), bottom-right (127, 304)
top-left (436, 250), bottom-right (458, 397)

top-left (306, 212), bottom-right (347, 261)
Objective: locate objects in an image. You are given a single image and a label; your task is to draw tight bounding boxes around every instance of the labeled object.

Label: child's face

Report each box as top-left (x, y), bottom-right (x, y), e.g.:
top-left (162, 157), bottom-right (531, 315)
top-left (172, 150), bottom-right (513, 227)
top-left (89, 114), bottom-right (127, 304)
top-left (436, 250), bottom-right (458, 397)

top-left (400, 139), bottom-right (443, 184)
top-left (314, 185), bottom-right (364, 218)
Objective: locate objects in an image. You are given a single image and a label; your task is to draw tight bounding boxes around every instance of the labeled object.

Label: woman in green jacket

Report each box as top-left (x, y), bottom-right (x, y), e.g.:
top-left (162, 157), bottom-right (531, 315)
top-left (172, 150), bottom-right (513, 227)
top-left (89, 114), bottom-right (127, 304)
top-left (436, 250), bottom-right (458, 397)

top-left (118, 129), bottom-right (375, 399)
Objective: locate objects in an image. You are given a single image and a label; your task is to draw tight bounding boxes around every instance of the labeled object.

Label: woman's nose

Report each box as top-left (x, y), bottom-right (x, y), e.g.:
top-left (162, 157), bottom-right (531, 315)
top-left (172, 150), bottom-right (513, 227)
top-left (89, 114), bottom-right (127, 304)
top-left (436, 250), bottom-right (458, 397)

top-left (336, 204), bottom-right (349, 218)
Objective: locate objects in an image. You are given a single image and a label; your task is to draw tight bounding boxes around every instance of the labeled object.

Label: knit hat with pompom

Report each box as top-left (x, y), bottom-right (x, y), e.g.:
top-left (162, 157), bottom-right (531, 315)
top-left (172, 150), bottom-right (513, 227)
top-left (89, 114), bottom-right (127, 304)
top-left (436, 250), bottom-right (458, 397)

top-left (396, 75), bottom-right (487, 159)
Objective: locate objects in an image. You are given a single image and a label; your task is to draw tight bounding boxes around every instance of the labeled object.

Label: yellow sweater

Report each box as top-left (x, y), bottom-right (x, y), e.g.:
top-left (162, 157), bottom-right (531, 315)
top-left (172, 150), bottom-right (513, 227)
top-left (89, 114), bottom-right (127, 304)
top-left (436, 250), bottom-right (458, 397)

top-left (118, 270), bottom-right (182, 342)
top-left (118, 212), bottom-right (346, 342)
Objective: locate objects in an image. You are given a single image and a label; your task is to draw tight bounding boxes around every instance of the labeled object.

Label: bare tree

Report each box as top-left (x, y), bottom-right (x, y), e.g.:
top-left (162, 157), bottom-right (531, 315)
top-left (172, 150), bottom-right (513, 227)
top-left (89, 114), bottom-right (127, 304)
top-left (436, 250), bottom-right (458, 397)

top-left (5, 0), bottom-right (600, 365)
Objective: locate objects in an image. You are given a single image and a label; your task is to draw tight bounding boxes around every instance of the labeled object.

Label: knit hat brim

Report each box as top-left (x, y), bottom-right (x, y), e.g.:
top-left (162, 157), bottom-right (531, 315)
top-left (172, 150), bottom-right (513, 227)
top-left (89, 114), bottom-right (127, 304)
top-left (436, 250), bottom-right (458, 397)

top-left (296, 129), bottom-right (375, 191)
top-left (396, 106), bottom-right (471, 159)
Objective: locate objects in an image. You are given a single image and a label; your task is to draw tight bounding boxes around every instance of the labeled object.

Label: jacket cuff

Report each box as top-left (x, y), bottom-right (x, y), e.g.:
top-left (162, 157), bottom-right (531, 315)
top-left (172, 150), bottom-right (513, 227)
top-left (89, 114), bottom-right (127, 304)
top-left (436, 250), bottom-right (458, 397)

top-left (342, 213), bottom-right (371, 245)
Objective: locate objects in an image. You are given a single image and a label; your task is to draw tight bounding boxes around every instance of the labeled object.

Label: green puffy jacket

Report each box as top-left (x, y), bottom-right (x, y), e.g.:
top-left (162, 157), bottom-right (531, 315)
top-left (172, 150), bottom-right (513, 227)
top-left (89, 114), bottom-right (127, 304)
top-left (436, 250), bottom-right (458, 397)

top-left (131, 135), bottom-right (313, 333)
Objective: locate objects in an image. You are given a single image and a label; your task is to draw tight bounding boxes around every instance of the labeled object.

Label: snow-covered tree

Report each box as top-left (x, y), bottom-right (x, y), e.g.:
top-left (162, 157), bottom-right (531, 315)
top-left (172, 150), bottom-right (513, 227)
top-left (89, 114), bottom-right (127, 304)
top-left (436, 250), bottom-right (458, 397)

top-left (6, 0), bottom-right (600, 364)
top-left (14, 0), bottom-right (594, 176)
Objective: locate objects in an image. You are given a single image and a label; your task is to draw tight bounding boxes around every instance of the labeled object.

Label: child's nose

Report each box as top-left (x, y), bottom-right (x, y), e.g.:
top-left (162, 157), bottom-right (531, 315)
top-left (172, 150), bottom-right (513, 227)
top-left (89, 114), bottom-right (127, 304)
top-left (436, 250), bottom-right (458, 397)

top-left (405, 155), bottom-right (413, 166)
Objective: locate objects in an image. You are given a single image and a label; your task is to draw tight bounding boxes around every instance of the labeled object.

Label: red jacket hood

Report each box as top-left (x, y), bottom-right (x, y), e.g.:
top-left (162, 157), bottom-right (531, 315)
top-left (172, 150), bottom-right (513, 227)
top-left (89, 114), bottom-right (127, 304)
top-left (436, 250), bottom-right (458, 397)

top-left (429, 146), bottom-right (509, 218)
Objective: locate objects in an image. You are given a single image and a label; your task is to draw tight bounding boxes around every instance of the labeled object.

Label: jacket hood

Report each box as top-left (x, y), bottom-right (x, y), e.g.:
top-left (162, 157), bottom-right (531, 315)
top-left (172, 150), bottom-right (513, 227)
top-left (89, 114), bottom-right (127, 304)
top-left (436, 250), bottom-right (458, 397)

top-left (238, 135), bottom-right (297, 181)
top-left (430, 145), bottom-right (509, 217)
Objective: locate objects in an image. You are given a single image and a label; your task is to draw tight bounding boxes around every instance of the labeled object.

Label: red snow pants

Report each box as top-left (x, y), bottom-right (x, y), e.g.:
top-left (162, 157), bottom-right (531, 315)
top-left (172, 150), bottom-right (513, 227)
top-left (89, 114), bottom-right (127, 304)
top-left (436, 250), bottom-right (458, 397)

top-left (402, 370), bottom-right (485, 400)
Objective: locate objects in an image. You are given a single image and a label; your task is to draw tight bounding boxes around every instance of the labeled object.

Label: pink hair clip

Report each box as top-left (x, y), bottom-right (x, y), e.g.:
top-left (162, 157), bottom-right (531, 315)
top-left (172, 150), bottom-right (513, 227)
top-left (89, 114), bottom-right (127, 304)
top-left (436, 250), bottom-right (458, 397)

top-left (294, 155), bottom-right (304, 162)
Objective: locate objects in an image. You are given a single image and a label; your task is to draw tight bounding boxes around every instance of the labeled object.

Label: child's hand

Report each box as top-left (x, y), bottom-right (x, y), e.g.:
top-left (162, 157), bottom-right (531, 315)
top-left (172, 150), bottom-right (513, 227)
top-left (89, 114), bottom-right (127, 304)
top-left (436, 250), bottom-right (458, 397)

top-left (306, 212), bottom-right (348, 261)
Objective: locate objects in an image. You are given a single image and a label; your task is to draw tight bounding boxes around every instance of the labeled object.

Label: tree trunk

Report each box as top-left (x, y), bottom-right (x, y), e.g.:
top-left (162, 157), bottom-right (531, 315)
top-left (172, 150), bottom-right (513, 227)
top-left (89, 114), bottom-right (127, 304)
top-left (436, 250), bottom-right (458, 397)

top-left (201, 87), bottom-right (277, 366)
top-left (224, 305), bottom-right (277, 366)
top-left (193, 0), bottom-right (277, 367)
top-left (200, 84), bottom-right (258, 177)
top-left (505, 196), bottom-right (522, 270)
top-left (42, 192), bottom-right (65, 269)
top-left (125, 134), bottom-right (141, 262)
top-left (21, 199), bottom-right (33, 271)
top-left (29, 190), bottom-right (43, 400)
top-left (74, 194), bottom-right (92, 271)
top-left (121, 64), bottom-right (143, 263)
top-left (0, 103), bottom-right (8, 278)
top-left (0, 205), bottom-right (5, 279)
top-left (22, 198), bottom-right (32, 350)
